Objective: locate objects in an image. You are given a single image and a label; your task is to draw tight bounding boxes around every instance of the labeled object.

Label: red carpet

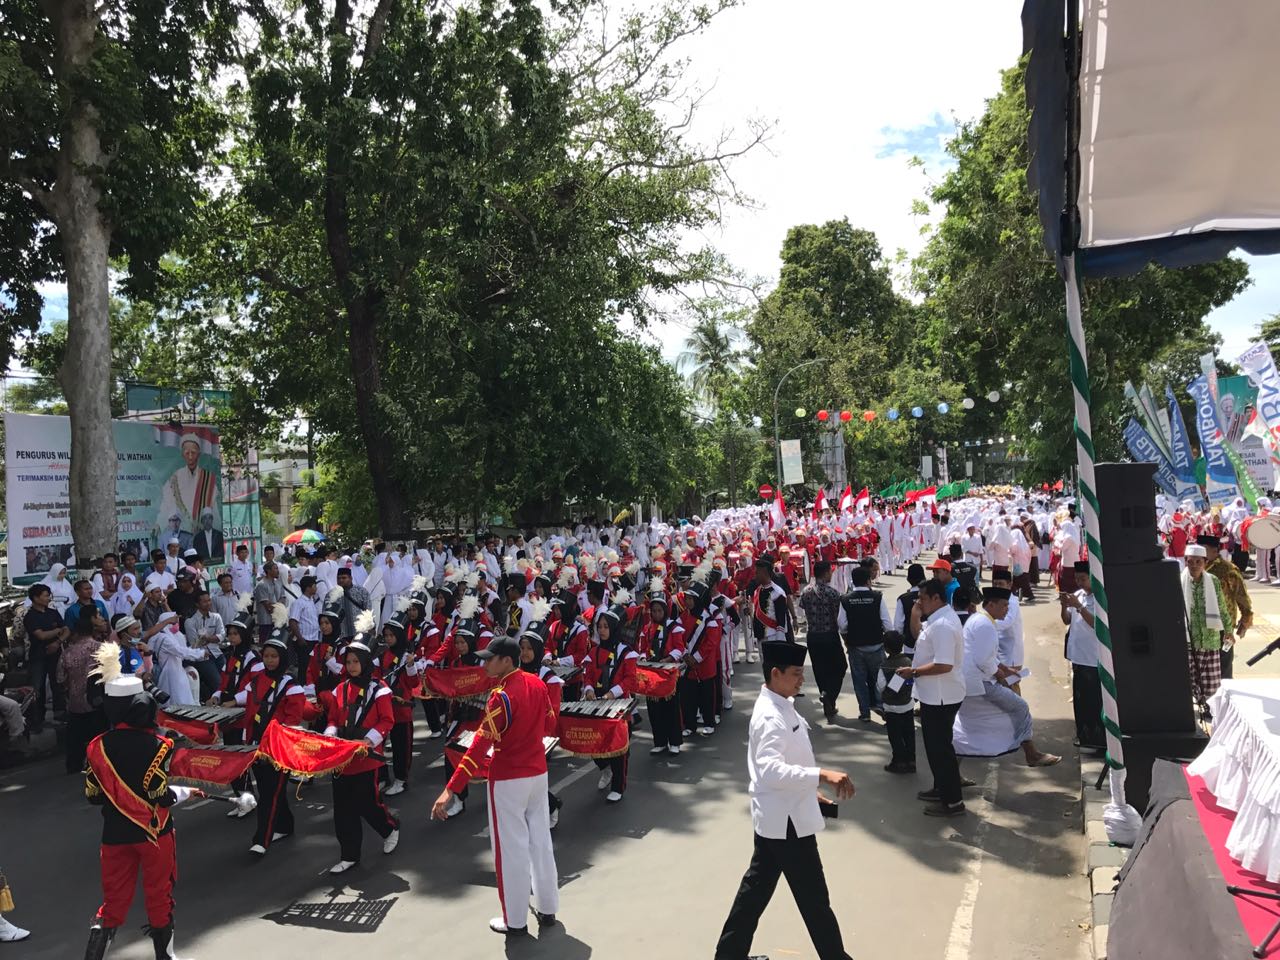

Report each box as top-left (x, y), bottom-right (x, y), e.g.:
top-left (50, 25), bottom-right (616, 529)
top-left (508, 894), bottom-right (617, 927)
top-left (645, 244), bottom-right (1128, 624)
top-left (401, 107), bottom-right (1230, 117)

top-left (1187, 770), bottom-right (1280, 954)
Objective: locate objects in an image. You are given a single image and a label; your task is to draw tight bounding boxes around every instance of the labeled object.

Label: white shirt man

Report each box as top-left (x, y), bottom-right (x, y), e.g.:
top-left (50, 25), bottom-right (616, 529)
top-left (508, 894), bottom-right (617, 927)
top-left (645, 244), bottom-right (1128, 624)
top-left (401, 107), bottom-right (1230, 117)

top-left (229, 552), bottom-right (256, 594)
top-left (289, 591), bottom-right (321, 644)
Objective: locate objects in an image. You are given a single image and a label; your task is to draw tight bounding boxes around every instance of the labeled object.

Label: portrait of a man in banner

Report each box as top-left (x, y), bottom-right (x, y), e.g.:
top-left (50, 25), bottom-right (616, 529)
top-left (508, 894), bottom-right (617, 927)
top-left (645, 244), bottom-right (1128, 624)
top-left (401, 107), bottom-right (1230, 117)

top-left (155, 427), bottom-right (222, 553)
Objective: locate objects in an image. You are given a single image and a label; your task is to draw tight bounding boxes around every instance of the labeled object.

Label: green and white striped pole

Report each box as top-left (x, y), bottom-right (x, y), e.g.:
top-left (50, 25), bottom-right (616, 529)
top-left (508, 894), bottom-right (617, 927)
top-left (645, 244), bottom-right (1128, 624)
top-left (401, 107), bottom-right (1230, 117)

top-left (1065, 256), bottom-right (1140, 835)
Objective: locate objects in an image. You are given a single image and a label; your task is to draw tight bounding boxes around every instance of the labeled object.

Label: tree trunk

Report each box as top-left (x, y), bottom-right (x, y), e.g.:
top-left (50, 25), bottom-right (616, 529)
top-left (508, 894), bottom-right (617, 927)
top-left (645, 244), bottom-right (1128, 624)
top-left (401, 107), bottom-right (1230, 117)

top-left (323, 0), bottom-right (411, 539)
top-left (53, 0), bottom-right (117, 570)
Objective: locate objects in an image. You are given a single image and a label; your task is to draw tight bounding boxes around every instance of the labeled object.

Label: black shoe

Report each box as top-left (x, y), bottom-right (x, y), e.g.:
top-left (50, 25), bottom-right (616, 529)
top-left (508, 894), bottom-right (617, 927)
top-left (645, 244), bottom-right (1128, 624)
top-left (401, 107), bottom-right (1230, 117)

top-left (84, 924), bottom-right (116, 960)
top-left (884, 763), bottom-right (916, 774)
top-left (917, 789), bottom-right (941, 801)
top-left (923, 801), bottom-right (967, 817)
top-left (960, 776), bottom-right (977, 788)
top-left (532, 909), bottom-right (557, 929)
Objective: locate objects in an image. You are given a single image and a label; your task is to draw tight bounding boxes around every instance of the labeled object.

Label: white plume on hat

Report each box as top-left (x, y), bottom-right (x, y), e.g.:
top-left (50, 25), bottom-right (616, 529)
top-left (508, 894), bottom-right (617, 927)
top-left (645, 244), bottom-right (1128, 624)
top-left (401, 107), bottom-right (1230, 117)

top-left (502, 555), bottom-right (515, 575)
top-left (625, 559), bottom-right (640, 576)
top-left (445, 567), bottom-right (465, 585)
top-left (458, 594), bottom-right (480, 620)
top-left (613, 588), bottom-right (633, 606)
top-left (395, 594), bottom-right (412, 613)
top-left (556, 566), bottom-right (575, 588)
top-left (354, 608), bottom-right (376, 635)
top-left (410, 575), bottom-right (428, 594)
top-left (692, 558), bottom-right (714, 584)
top-left (325, 586), bottom-right (344, 604)
top-left (270, 602), bottom-right (289, 630)
top-left (581, 555), bottom-right (598, 577)
top-left (236, 591), bottom-right (254, 613)
top-left (90, 640), bottom-right (123, 686)
top-left (529, 597), bottom-right (552, 624)
top-left (465, 571), bottom-right (480, 591)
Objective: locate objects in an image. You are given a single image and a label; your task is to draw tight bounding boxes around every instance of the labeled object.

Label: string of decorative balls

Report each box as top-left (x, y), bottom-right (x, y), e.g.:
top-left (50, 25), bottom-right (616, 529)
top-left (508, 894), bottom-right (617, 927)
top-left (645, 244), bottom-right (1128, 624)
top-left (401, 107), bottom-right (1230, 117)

top-left (795, 392), bottom-right (1002, 423)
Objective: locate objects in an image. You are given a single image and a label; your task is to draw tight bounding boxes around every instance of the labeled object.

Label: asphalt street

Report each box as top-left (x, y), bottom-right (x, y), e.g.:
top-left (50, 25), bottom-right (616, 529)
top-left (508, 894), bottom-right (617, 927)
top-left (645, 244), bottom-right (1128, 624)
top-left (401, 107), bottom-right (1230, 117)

top-left (1, 562), bottom-right (1089, 960)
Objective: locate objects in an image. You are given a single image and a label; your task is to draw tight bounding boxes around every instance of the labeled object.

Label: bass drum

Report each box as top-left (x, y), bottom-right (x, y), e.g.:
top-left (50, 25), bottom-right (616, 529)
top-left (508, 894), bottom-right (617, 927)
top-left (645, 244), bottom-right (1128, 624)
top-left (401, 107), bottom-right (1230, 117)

top-left (1243, 514), bottom-right (1280, 551)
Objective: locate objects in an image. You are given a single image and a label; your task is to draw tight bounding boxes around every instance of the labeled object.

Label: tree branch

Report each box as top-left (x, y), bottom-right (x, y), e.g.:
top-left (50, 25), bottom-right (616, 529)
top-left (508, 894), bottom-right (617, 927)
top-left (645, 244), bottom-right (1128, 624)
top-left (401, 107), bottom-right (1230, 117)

top-left (13, 174), bottom-right (62, 223)
top-left (362, 0), bottom-right (395, 68)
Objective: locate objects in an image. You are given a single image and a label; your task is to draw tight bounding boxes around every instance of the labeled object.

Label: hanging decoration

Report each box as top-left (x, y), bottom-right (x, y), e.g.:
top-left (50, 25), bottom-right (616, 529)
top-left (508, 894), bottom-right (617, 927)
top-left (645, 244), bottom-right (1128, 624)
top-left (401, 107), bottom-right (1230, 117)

top-left (987, 390), bottom-right (1001, 402)
top-left (887, 408), bottom-right (899, 421)
top-left (795, 407), bottom-right (807, 418)
top-left (911, 406), bottom-right (924, 418)
top-left (862, 410), bottom-right (876, 422)
top-left (816, 409), bottom-right (829, 422)
top-left (937, 402), bottom-right (950, 414)
top-left (962, 397), bottom-right (975, 409)
top-left (839, 410), bottom-right (852, 422)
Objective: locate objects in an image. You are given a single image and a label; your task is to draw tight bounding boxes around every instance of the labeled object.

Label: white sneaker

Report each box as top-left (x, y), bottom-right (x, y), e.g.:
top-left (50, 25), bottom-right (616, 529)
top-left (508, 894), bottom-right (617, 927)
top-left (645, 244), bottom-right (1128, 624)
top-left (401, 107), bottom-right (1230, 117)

top-left (0, 918), bottom-right (29, 942)
top-left (249, 843), bottom-right (266, 855)
top-left (597, 769), bottom-right (612, 790)
top-left (681, 728), bottom-right (694, 737)
top-left (549, 807), bottom-right (560, 829)
top-left (605, 790), bottom-right (623, 803)
top-left (444, 794), bottom-right (464, 818)
top-left (428, 729), bottom-right (444, 739)
top-left (733, 654), bottom-right (742, 664)
top-left (698, 726), bottom-right (715, 736)
top-left (271, 832), bottom-right (290, 842)
top-left (329, 860), bottom-right (357, 874)
top-left (747, 653), bottom-right (758, 663)
top-left (382, 829), bottom-right (399, 854)
top-left (384, 779), bottom-right (406, 796)
top-left (667, 745), bottom-right (681, 755)
top-left (649, 745), bottom-right (667, 755)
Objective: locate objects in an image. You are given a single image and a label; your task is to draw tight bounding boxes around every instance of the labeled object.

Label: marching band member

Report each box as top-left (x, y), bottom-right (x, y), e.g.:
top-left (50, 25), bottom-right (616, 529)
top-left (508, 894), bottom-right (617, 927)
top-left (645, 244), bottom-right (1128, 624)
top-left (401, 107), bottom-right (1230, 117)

top-left (437, 604), bottom-right (486, 819)
top-left (322, 623), bottom-right (400, 874)
top-left (238, 627), bottom-right (315, 856)
top-left (751, 558), bottom-right (790, 644)
top-left (82, 643), bottom-right (202, 960)
top-left (379, 605), bottom-right (422, 796)
top-left (307, 588), bottom-right (349, 693)
top-left (582, 597), bottom-right (639, 803)
top-left (212, 608), bottom-right (261, 817)
top-left (432, 635), bottom-right (560, 938)
top-left (518, 627), bottom-right (564, 828)
top-left (639, 588), bottom-right (686, 755)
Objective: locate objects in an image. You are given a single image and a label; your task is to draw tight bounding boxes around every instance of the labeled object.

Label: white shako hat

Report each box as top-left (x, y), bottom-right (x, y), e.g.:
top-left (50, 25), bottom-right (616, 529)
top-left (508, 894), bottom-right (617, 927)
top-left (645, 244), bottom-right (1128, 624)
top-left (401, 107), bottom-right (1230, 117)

top-left (106, 675), bottom-right (144, 697)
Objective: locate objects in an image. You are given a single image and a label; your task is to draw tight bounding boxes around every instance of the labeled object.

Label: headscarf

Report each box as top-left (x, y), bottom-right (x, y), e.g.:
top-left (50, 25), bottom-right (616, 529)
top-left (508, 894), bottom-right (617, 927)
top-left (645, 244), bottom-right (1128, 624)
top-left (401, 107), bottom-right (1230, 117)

top-left (110, 573), bottom-right (144, 619)
top-left (38, 563), bottom-right (77, 611)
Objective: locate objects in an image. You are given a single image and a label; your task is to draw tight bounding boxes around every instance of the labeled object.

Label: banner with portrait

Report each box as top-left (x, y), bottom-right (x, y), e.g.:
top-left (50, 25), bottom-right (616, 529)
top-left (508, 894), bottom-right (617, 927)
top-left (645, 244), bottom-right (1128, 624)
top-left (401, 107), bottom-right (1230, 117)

top-left (4, 413), bottom-right (224, 583)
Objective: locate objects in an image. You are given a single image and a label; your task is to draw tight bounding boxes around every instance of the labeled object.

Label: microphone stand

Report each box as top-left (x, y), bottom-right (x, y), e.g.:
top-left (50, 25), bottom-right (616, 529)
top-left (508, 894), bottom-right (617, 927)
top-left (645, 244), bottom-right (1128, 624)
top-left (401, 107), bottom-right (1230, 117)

top-left (1246, 637), bottom-right (1280, 669)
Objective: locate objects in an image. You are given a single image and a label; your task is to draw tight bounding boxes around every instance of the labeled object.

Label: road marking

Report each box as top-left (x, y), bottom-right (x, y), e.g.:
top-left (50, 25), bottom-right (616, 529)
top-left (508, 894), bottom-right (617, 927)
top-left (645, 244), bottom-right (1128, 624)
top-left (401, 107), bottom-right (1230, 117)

top-left (944, 762), bottom-right (999, 960)
top-left (550, 760), bottom-right (600, 794)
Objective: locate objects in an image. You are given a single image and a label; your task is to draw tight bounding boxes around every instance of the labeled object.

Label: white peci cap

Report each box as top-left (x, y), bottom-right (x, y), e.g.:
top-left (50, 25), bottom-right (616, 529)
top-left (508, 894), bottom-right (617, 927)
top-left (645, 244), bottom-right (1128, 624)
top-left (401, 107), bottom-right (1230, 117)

top-left (105, 675), bottom-right (144, 698)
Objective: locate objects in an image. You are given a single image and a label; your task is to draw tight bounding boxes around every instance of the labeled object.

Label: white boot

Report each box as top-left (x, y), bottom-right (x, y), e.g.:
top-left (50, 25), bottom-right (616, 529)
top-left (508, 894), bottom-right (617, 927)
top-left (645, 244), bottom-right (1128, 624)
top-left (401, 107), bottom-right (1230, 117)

top-left (384, 779), bottom-right (405, 796)
top-left (382, 829), bottom-right (399, 854)
top-left (329, 860), bottom-right (357, 874)
top-left (0, 917), bottom-right (30, 942)
top-left (597, 769), bottom-right (612, 790)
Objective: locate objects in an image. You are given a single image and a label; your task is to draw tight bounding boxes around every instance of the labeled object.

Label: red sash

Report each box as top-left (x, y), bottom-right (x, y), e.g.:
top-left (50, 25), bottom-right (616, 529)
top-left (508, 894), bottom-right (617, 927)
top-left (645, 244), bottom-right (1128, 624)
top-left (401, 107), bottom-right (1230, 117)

top-left (85, 734), bottom-right (172, 843)
top-left (753, 589), bottom-right (778, 630)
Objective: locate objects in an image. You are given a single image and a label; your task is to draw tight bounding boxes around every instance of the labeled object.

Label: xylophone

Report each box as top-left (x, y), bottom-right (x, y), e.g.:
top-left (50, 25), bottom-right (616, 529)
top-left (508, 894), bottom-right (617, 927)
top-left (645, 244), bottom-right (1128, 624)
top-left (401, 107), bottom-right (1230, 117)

top-left (443, 729), bottom-right (559, 782)
top-left (638, 659), bottom-right (685, 675)
top-left (560, 697), bottom-right (636, 718)
top-left (161, 704), bottom-right (246, 726)
top-left (557, 697), bottom-right (635, 758)
top-left (550, 663), bottom-right (583, 683)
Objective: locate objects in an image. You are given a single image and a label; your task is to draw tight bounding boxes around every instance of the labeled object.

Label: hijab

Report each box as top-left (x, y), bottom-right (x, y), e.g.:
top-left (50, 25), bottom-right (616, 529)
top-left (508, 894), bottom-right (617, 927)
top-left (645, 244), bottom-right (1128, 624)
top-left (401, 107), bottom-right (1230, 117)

top-left (39, 563), bottom-right (77, 610)
top-left (110, 573), bottom-right (144, 618)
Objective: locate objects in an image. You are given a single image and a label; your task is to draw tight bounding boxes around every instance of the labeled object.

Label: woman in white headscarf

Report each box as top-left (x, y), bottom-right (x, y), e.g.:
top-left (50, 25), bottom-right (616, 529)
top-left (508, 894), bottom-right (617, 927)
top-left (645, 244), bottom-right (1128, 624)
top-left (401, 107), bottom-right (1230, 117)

top-left (109, 572), bottom-right (144, 619)
top-left (37, 564), bottom-right (77, 613)
top-left (377, 551), bottom-right (413, 628)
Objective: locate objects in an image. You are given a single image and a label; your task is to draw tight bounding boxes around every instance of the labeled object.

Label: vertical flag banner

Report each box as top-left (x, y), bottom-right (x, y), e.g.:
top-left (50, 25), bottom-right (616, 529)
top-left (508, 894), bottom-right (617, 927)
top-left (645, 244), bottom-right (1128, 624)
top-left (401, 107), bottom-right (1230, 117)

top-left (1237, 342), bottom-right (1280, 467)
top-left (1164, 385), bottom-right (1205, 505)
top-left (1221, 445), bottom-right (1262, 509)
top-left (1187, 375), bottom-right (1240, 506)
top-left (1125, 381), bottom-right (1173, 463)
top-left (1121, 419), bottom-right (1178, 497)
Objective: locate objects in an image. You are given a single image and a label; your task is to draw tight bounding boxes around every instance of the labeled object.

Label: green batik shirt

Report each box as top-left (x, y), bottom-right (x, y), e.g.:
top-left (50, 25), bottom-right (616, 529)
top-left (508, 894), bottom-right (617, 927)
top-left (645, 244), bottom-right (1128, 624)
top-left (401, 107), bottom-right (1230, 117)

top-left (1188, 573), bottom-right (1235, 652)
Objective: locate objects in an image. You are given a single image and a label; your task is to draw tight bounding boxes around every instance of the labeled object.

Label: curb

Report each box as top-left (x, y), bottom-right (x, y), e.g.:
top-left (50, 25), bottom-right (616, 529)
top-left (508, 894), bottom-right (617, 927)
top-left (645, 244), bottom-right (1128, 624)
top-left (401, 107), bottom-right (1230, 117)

top-left (1082, 756), bottom-right (1129, 960)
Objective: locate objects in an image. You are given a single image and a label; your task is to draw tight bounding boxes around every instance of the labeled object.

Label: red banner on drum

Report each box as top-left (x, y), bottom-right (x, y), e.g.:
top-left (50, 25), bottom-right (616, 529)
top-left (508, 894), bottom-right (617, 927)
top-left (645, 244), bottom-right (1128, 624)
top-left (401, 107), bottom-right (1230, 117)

top-left (257, 722), bottom-right (368, 778)
top-left (157, 710), bottom-right (221, 746)
top-left (417, 667), bottom-right (500, 700)
top-left (555, 713), bottom-right (630, 758)
top-left (635, 665), bottom-right (679, 700)
top-left (169, 746), bottom-right (257, 786)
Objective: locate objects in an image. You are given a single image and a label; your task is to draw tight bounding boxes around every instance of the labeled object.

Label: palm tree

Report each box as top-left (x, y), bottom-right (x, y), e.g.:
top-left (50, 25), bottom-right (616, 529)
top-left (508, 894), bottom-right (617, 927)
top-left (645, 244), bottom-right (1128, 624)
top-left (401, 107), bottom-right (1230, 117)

top-left (678, 313), bottom-right (744, 409)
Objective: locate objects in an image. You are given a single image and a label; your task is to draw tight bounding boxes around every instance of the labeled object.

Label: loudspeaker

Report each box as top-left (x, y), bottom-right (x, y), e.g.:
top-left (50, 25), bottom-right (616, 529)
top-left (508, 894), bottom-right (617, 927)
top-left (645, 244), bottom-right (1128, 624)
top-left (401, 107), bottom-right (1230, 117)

top-left (1103, 559), bottom-right (1197, 734)
top-left (1118, 731), bottom-right (1209, 813)
top-left (1094, 462), bottom-right (1162, 565)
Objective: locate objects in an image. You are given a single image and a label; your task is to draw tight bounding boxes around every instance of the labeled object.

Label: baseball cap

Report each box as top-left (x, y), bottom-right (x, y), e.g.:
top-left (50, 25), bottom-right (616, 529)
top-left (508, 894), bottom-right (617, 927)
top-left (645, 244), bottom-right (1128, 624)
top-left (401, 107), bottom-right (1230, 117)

top-left (928, 558), bottom-right (952, 572)
top-left (476, 635), bottom-right (520, 662)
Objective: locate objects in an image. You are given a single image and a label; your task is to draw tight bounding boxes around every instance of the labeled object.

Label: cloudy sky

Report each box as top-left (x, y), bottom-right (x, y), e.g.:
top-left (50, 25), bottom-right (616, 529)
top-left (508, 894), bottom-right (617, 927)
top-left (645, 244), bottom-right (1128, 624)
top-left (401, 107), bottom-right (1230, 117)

top-left (642, 0), bottom-right (1280, 365)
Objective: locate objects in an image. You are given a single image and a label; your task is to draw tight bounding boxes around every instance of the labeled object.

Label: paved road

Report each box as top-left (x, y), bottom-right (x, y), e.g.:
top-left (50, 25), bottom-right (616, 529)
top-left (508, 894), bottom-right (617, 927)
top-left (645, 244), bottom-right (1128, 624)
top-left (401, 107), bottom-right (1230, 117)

top-left (2, 564), bottom-right (1089, 960)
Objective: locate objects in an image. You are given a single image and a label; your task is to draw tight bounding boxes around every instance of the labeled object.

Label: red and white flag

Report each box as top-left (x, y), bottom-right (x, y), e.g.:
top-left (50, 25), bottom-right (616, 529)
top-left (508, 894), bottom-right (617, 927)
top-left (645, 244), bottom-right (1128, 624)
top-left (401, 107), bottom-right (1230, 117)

top-left (838, 484), bottom-right (854, 513)
top-left (853, 486), bottom-right (870, 513)
top-left (812, 488), bottom-right (829, 520)
top-left (770, 489), bottom-right (788, 529)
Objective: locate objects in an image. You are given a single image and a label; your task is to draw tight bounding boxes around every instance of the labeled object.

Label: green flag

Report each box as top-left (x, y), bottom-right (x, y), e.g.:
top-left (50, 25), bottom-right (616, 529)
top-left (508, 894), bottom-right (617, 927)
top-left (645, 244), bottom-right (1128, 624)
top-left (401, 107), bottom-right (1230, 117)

top-left (1222, 445), bottom-right (1261, 509)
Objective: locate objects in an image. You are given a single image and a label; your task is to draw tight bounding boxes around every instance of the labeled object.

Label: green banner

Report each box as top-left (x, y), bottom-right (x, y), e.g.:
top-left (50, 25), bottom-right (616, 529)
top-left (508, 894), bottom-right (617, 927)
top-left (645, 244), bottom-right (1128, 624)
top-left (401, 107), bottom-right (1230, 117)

top-left (1222, 444), bottom-right (1262, 509)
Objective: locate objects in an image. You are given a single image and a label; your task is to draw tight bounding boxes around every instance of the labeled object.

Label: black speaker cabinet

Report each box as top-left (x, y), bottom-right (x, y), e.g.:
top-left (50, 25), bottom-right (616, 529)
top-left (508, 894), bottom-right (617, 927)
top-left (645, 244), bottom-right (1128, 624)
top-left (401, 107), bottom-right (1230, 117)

top-left (1094, 462), bottom-right (1162, 565)
top-left (1103, 559), bottom-right (1197, 735)
top-left (1119, 731), bottom-right (1209, 814)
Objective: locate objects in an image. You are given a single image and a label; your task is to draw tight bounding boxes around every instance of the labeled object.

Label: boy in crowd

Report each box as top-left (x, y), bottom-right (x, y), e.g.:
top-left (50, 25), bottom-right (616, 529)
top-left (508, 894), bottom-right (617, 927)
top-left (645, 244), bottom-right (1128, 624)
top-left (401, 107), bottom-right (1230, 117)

top-left (876, 631), bottom-right (916, 774)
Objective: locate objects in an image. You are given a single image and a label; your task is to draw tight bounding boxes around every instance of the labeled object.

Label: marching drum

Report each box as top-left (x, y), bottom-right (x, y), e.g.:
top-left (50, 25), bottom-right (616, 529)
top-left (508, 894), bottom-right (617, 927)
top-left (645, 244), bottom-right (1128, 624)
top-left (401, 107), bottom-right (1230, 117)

top-left (1244, 514), bottom-right (1280, 551)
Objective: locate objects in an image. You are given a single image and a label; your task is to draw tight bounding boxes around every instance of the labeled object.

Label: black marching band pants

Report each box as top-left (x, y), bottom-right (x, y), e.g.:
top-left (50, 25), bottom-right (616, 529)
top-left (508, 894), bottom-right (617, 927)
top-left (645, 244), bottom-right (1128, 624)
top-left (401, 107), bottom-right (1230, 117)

top-left (253, 759), bottom-right (293, 848)
top-left (594, 750), bottom-right (629, 794)
top-left (1072, 663), bottom-right (1106, 750)
top-left (388, 720), bottom-right (412, 784)
top-left (647, 693), bottom-right (683, 749)
top-left (332, 768), bottom-right (398, 862)
top-left (680, 675), bottom-right (717, 730)
top-left (715, 820), bottom-right (852, 960)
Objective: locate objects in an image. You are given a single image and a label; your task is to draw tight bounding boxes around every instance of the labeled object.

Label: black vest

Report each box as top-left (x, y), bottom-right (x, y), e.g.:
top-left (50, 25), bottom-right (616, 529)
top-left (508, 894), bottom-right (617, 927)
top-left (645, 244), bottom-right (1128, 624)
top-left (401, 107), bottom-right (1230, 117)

top-left (897, 588), bottom-right (919, 643)
top-left (840, 589), bottom-right (883, 647)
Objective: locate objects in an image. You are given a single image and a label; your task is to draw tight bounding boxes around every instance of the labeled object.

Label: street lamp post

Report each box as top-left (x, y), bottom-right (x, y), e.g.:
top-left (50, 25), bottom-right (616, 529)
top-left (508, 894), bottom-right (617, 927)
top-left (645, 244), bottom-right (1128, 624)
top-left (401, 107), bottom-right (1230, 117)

top-left (772, 358), bottom-right (830, 486)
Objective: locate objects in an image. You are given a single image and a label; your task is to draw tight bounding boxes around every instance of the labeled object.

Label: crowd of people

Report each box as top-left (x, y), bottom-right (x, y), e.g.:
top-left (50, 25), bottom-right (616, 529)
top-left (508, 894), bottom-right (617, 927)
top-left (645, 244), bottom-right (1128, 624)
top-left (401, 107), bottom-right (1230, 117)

top-left (7, 483), bottom-right (1252, 955)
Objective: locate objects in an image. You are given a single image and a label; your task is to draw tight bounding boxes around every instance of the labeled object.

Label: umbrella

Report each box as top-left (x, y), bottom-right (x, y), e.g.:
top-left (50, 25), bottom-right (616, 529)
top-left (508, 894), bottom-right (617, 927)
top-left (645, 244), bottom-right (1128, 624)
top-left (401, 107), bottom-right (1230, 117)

top-left (283, 529), bottom-right (326, 545)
